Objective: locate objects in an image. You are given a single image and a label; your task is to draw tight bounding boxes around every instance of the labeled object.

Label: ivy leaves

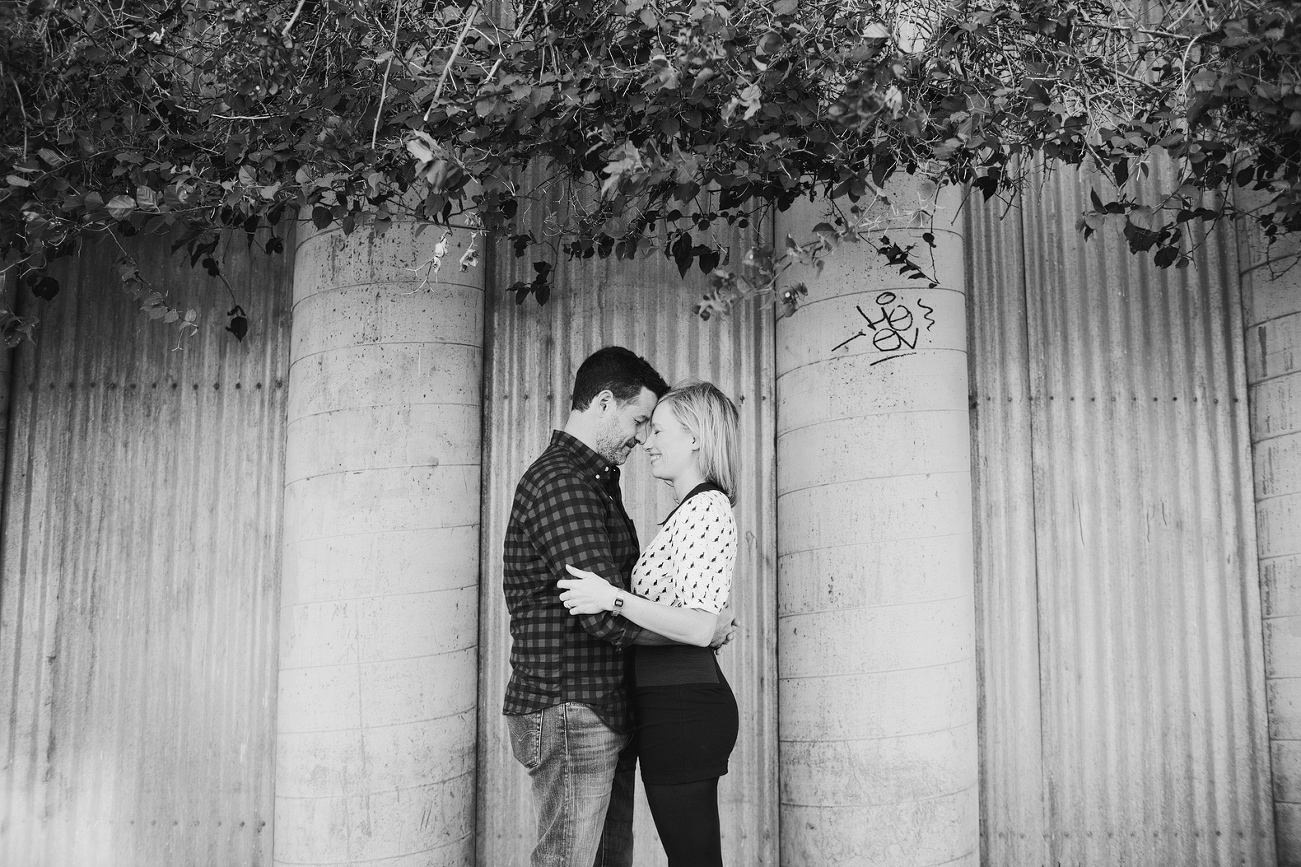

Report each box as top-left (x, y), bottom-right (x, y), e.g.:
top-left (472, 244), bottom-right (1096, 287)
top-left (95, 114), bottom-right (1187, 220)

top-left (1, 0), bottom-right (1299, 337)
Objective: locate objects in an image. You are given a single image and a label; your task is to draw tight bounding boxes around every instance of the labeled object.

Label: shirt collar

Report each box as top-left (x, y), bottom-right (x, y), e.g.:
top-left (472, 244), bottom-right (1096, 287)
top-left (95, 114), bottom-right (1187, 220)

top-left (661, 481), bottom-right (725, 524)
top-left (551, 430), bottom-right (620, 485)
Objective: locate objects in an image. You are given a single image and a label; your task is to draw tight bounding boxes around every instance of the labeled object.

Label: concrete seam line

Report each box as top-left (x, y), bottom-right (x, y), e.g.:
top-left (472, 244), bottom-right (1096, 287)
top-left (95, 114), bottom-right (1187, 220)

top-left (1261, 614), bottom-right (1301, 623)
top-left (770, 525), bottom-right (967, 554)
top-left (1257, 551), bottom-right (1301, 564)
top-left (281, 584), bottom-right (478, 609)
top-left (1245, 427), bottom-right (1301, 446)
top-left (1256, 547), bottom-right (1301, 560)
top-left (286, 403), bottom-right (479, 426)
top-left (291, 278), bottom-right (483, 297)
top-left (1252, 488), bottom-right (1301, 506)
top-left (776, 529), bottom-right (971, 558)
top-left (1248, 368), bottom-right (1301, 387)
top-left (778, 656), bottom-right (973, 679)
top-left (271, 829), bottom-right (475, 866)
top-left (920, 851), bottom-right (982, 867)
top-left (287, 522), bottom-right (480, 545)
top-left (281, 587), bottom-right (480, 607)
top-left (775, 523), bottom-right (973, 549)
top-left (284, 401), bottom-right (482, 424)
top-left (1243, 309), bottom-right (1301, 330)
top-left (276, 769), bottom-right (476, 802)
top-left (775, 409), bottom-right (970, 440)
top-left (283, 461), bottom-right (480, 486)
top-left (774, 405), bottom-right (972, 436)
top-left (781, 658), bottom-right (972, 681)
top-left (774, 347), bottom-right (969, 381)
top-left (784, 283), bottom-right (967, 313)
top-left (779, 783), bottom-right (979, 810)
top-left (894, 850), bottom-right (980, 867)
top-left (778, 721), bottom-right (977, 744)
top-left (280, 646), bottom-right (478, 672)
top-left (776, 467), bottom-right (972, 494)
top-left (279, 706), bottom-right (477, 736)
top-left (288, 340), bottom-right (483, 367)
top-left (778, 592), bottom-right (974, 619)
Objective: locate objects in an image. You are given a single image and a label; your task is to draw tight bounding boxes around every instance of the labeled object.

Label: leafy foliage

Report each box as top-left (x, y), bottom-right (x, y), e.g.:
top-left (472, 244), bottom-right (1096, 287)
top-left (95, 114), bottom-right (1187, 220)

top-left (1, 0), bottom-right (1298, 336)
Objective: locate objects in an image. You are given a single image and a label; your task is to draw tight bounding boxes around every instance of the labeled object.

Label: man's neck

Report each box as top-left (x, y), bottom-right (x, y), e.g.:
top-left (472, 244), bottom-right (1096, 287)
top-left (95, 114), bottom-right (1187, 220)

top-left (563, 414), bottom-right (604, 463)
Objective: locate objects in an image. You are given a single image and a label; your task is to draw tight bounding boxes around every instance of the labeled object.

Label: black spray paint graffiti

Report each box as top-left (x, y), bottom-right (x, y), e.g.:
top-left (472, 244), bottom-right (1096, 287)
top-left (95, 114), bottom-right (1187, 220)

top-left (833, 291), bottom-right (936, 364)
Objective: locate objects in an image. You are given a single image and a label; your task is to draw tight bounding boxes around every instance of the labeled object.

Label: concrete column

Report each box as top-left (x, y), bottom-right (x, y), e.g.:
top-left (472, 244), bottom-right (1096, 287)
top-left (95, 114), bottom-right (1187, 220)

top-left (774, 181), bottom-right (979, 866)
top-left (1241, 222), bottom-right (1301, 864)
top-left (276, 221), bottom-right (484, 866)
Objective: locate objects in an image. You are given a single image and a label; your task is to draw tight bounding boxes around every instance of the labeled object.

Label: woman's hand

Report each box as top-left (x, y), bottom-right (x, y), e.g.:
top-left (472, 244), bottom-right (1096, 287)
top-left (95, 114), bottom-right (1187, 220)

top-left (557, 565), bottom-right (618, 615)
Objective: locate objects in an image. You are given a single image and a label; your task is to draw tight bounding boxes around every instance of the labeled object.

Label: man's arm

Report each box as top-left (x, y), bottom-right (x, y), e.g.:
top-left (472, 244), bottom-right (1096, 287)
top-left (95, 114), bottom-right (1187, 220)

top-left (528, 476), bottom-right (643, 647)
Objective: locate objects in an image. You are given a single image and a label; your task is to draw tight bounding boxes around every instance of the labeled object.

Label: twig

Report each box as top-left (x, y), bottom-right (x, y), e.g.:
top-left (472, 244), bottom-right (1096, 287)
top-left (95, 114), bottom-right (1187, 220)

top-left (282, 0), bottom-right (308, 37)
top-left (172, 105), bottom-right (278, 121)
top-left (1075, 21), bottom-right (1196, 41)
top-left (423, 1), bottom-right (482, 121)
top-left (212, 232), bottom-right (241, 305)
top-left (3, 63), bottom-right (29, 159)
top-left (372, 0), bottom-right (405, 151)
top-left (1178, 34), bottom-right (1201, 97)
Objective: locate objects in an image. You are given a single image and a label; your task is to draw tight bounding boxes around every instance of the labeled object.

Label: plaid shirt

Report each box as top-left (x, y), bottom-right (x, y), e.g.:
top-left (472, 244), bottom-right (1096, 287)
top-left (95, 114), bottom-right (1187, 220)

top-left (502, 431), bottom-right (644, 732)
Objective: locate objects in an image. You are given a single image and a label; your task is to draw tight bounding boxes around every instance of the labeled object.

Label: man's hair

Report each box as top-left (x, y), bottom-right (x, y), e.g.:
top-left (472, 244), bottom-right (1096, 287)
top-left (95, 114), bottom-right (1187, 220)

top-left (658, 380), bottom-right (741, 504)
top-left (571, 346), bottom-right (669, 411)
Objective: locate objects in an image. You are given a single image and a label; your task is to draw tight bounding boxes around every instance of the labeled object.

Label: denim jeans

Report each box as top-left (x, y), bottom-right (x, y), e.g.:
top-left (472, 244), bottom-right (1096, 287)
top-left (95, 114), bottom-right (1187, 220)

top-left (507, 703), bottom-right (635, 867)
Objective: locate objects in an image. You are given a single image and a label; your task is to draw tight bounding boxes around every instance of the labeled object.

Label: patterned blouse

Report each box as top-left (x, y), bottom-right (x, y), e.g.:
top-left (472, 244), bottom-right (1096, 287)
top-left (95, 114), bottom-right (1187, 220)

top-left (632, 483), bottom-right (737, 613)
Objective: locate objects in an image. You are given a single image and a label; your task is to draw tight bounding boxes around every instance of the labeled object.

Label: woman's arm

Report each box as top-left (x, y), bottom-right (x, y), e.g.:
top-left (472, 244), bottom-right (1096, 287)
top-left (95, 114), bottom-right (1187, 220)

top-left (558, 565), bottom-right (718, 647)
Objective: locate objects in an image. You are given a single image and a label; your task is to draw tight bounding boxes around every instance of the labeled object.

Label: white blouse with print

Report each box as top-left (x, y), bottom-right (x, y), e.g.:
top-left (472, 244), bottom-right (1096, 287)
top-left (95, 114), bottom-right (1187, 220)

top-left (632, 488), bottom-right (737, 613)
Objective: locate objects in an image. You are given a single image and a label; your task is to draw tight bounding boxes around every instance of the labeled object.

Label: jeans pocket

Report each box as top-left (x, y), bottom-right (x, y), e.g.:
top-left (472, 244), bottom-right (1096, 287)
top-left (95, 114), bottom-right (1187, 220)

top-left (507, 711), bottom-right (543, 771)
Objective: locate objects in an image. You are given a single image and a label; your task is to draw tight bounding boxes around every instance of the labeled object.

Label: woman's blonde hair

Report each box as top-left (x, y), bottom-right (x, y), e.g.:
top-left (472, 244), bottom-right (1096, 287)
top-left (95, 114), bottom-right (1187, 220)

top-left (659, 380), bottom-right (741, 504)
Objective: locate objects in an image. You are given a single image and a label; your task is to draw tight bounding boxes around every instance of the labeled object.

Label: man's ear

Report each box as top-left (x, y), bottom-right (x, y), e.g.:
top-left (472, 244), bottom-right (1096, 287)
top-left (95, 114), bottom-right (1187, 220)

top-left (592, 389), bottom-right (616, 416)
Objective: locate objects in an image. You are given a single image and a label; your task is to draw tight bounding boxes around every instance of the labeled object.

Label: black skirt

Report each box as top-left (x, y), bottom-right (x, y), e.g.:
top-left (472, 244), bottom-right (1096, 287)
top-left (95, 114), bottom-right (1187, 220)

top-left (633, 645), bottom-right (739, 785)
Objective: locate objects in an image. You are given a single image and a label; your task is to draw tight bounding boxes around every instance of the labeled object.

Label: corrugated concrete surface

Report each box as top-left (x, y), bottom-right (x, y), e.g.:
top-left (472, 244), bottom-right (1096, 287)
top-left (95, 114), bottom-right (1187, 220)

top-left (477, 169), bottom-right (778, 867)
top-left (0, 232), bottom-right (291, 866)
top-left (968, 158), bottom-right (1274, 866)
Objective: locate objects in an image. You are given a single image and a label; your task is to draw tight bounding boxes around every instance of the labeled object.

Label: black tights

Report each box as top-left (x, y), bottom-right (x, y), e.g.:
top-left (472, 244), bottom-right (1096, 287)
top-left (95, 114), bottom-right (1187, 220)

top-left (643, 777), bottom-right (723, 867)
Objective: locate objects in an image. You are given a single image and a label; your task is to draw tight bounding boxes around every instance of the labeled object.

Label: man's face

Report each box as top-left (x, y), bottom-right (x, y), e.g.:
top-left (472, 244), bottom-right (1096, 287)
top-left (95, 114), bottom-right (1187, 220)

top-left (594, 387), bottom-right (659, 466)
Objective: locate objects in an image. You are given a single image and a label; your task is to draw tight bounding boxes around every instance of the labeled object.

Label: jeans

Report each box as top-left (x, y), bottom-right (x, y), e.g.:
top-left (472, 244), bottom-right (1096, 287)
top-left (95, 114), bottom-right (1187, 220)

top-left (507, 703), bottom-right (635, 867)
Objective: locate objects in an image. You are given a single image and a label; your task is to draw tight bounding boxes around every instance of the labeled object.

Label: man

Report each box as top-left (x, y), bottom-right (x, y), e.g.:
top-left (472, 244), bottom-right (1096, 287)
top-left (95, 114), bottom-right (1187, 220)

top-left (502, 346), bottom-right (734, 867)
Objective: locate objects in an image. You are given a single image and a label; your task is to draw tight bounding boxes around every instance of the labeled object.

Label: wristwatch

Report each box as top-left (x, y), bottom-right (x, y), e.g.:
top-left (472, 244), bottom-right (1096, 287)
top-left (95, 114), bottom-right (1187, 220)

top-left (612, 591), bottom-right (625, 613)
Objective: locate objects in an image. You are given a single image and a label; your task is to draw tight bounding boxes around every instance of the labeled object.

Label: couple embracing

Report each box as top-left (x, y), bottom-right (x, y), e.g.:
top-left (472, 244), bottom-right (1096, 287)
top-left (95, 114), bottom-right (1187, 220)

top-left (502, 346), bottom-right (742, 867)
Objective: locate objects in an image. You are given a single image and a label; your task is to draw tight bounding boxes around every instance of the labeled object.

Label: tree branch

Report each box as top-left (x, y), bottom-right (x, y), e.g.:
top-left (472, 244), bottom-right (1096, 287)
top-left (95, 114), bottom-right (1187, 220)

top-left (2, 63), bottom-right (29, 159)
top-left (423, 1), bottom-right (482, 121)
top-left (372, 0), bottom-right (405, 151)
top-left (282, 0), bottom-right (309, 38)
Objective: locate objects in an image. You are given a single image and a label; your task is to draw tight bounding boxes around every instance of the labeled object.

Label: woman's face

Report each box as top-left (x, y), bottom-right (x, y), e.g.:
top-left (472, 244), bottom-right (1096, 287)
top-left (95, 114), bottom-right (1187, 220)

top-left (643, 402), bottom-right (698, 483)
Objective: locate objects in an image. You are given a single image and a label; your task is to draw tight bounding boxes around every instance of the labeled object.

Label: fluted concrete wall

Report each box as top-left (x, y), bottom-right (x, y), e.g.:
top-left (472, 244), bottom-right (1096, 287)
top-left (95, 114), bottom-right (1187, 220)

top-left (773, 185), bottom-right (978, 866)
top-left (0, 270), bottom-right (13, 500)
top-left (1241, 224), bottom-right (1301, 863)
top-left (277, 221), bottom-right (484, 866)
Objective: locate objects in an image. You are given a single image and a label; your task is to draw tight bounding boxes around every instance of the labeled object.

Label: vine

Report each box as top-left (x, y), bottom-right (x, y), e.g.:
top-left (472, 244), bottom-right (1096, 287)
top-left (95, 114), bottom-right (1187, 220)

top-left (1, 0), bottom-right (1297, 339)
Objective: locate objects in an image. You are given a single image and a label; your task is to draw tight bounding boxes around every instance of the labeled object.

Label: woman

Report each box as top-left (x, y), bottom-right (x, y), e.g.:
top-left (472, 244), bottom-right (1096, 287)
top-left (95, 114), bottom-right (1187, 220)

top-left (557, 380), bottom-right (740, 867)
